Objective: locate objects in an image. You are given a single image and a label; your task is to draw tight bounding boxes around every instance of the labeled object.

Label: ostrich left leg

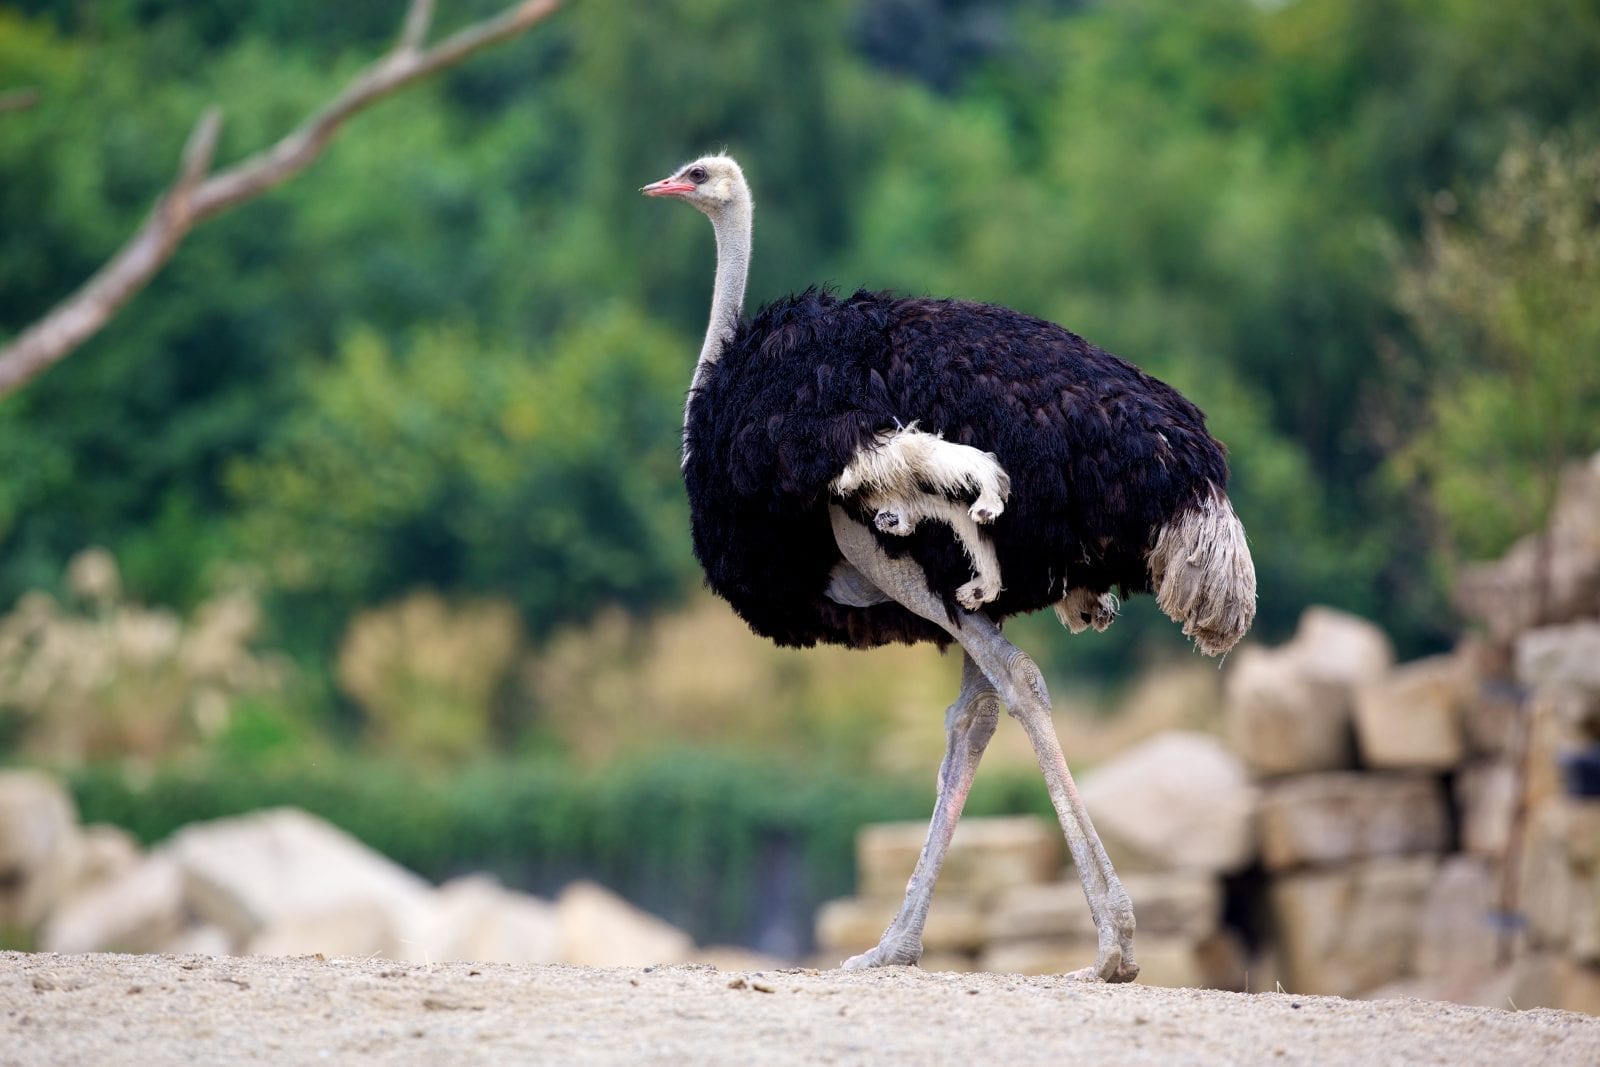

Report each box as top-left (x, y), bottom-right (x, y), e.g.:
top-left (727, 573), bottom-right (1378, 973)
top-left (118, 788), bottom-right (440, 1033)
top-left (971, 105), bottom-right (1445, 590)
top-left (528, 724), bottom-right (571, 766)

top-left (840, 653), bottom-right (999, 969)
top-left (831, 506), bottom-right (1138, 983)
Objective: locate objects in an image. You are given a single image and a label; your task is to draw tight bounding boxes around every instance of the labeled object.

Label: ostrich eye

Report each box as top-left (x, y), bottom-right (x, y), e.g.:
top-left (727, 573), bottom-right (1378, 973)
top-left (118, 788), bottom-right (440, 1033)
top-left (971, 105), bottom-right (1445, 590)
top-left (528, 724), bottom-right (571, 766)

top-left (687, 166), bottom-right (709, 184)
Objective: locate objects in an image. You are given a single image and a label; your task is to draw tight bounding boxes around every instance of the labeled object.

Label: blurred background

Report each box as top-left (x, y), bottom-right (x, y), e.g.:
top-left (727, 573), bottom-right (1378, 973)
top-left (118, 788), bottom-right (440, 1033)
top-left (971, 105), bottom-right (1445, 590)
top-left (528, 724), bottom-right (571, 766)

top-left (2, 0), bottom-right (1599, 1006)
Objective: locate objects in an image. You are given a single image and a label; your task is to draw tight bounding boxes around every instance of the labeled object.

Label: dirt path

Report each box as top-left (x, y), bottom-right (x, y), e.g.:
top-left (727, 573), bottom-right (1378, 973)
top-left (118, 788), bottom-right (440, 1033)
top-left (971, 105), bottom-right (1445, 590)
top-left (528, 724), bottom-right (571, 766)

top-left (4, 951), bottom-right (1597, 1065)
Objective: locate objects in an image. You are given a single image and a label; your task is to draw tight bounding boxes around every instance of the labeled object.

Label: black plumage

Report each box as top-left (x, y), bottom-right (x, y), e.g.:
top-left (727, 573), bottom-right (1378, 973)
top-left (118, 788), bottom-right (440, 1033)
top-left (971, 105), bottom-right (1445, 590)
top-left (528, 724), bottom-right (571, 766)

top-left (681, 287), bottom-right (1230, 650)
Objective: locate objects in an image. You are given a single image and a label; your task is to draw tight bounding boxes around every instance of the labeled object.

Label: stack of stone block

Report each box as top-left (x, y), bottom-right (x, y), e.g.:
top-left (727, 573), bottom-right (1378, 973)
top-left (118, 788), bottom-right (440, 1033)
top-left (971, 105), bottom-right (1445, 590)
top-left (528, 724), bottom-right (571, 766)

top-left (1225, 606), bottom-right (1461, 997)
top-left (815, 730), bottom-right (1260, 989)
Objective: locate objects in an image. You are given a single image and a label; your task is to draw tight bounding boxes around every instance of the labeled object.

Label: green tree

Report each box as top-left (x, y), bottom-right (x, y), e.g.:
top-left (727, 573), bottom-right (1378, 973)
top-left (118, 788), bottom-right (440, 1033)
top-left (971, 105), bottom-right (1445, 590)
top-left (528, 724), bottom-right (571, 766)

top-left (1392, 130), bottom-right (1600, 572)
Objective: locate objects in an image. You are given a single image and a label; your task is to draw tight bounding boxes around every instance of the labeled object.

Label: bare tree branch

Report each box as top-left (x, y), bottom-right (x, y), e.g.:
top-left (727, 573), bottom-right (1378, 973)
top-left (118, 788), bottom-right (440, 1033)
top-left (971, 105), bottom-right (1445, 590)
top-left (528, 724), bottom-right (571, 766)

top-left (0, 0), bottom-right (562, 397)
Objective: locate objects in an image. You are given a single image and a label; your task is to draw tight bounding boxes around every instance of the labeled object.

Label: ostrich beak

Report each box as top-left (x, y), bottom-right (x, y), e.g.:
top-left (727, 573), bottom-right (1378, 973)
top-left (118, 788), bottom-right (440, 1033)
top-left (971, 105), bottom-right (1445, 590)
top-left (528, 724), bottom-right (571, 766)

top-left (641, 178), bottom-right (695, 198)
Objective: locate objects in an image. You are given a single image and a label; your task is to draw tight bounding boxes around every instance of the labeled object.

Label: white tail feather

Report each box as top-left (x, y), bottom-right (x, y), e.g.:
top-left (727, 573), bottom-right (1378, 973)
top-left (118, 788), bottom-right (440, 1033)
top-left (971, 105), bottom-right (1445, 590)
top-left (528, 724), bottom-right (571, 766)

top-left (1148, 489), bottom-right (1256, 657)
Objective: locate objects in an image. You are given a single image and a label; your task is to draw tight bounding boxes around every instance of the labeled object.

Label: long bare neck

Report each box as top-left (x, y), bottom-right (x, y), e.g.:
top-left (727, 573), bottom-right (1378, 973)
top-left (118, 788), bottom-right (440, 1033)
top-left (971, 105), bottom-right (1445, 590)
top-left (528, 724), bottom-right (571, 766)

top-left (692, 197), bottom-right (752, 393)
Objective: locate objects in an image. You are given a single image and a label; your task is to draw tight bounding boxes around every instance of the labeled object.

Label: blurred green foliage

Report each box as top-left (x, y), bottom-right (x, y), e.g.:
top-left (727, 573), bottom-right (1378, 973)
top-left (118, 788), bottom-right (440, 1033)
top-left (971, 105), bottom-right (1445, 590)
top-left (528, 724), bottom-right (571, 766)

top-left (2, 0), bottom-right (1598, 702)
top-left (1392, 130), bottom-right (1600, 563)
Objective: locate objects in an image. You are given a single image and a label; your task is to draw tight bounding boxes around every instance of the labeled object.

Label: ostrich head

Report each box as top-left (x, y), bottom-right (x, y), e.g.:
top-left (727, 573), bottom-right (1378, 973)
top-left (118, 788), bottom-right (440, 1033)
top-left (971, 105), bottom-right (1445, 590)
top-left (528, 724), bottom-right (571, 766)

top-left (640, 154), bottom-right (750, 220)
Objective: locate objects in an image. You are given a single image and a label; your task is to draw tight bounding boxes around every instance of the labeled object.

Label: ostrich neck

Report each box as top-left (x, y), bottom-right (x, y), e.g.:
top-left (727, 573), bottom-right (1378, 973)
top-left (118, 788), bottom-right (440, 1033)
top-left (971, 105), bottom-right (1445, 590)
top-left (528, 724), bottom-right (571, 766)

top-left (690, 199), bottom-right (752, 402)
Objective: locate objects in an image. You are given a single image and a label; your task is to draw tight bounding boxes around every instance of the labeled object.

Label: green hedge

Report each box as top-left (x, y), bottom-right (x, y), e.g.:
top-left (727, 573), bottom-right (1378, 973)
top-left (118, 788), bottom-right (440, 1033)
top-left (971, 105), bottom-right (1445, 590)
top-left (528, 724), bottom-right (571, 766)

top-left (67, 749), bottom-right (1053, 953)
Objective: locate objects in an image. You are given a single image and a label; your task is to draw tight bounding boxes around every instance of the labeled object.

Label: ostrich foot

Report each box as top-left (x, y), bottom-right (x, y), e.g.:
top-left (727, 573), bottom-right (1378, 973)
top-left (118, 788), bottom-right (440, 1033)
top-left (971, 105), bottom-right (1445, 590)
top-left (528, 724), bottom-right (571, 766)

top-left (840, 934), bottom-right (923, 971)
top-left (956, 574), bottom-right (1000, 611)
top-left (1065, 937), bottom-right (1140, 983)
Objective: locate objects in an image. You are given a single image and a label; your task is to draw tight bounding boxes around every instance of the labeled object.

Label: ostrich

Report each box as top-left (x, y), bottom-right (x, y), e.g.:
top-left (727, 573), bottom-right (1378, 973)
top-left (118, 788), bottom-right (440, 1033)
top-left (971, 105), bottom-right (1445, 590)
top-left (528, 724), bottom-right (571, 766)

top-left (642, 154), bottom-right (1256, 982)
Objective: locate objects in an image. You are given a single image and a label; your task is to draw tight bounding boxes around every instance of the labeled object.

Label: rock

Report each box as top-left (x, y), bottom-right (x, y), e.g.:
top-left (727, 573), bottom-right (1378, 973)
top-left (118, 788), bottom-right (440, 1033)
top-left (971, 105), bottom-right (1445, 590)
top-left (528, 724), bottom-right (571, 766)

top-left (556, 880), bottom-right (693, 967)
top-left (1368, 952), bottom-right (1563, 1011)
top-left (1122, 873), bottom-right (1224, 940)
top-left (917, 952), bottom-right (977, 974)
top-left (983, 881), bottom-right (1096, 942)
top-left (976, 937), bottom-right (1097, 977)
top-left (1456, 452), bottom-right (1600, 640)
top-left (815, 894), bottom-right (985, 956)
top-left (1269, 855), bottom-right (1437, 998)
top-left (1413, 856), bottom-right (1500, 980)
top-left (1518, 623), bottom-right (1600, 725)
top-left (1352, 654), bottom-right (1469, 770)
top-left (168, 807), bottom-right (433, 950)
top-left (1256, 773), bottom-right (1448, 871)
top-left (1293, 607), bottom-right (1398, 690)
top-left (0, 769), bottom-right (83, 937)
top-left (161, 923), bottom-right (235, 957)
top-left (423, 875), bottom-right (563, 965)
top-left (39, 851), bottom-right (185, 954)
top-left (983, 871), bottom-right (1221, 943)
top-left (689, 944), bottom-right (791, 972)
top-left (1460, 678), bottom-right (1525, 758)
top-left (75, 824), bottom-right (142, 889)
top-left (1556, 958), bottom-right (1600, 1015)
top-left (1223, 608), bottom-right (1394, 779)
top-left (1080, 731), bottom-right (1258, 874)
top-left (247, 901), bottom-right (393, 958)
top-left (1456, 761), bottom-right (1518, 859)
top-left (1223, 647), bottom-right (1352, 778)
top-left (855, 816), bottom-right (1060, 903)
top-left (978, 931), bottom-right (1244, 990)
top-left (1520, 796), bottom-right (1600, 962)
top-left (1192, 929), bottom-right (1251, 992)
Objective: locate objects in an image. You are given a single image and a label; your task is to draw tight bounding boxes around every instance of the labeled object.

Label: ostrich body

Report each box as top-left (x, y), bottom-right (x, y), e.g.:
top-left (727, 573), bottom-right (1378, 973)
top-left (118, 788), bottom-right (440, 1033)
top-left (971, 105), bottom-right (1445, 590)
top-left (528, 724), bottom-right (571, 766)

top-left (643, 155), bottom-right (1256, 981)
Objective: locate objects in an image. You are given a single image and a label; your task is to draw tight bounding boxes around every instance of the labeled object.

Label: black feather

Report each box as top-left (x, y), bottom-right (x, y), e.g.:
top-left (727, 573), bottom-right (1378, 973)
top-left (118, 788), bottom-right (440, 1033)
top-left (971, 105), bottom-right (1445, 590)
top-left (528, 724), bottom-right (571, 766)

top-left (681, 288), bottom-right (1229, 650)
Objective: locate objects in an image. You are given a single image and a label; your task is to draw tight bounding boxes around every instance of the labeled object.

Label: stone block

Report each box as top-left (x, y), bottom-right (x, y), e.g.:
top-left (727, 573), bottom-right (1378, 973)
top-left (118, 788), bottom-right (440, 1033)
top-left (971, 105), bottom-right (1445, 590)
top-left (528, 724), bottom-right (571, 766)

top-left (1079, 731), bottom-right (1258, 874)
top-left (1257, 773), bottom-right (1448, 871)
top-left (1456, 453), bottom-right (1600, 640)
top-left (422, 875), bottom-right (563, 965)
top-left (1456, 761), bottom-right (1518, 859)
top-left (1223, 608), bottom-right (1393, 779)
top-left (1223, 646), bottom-right (1354, 778)
top-left (1292, 607), bottom-right (1398, 690)
top-left (1517, 622), bottom-right (1600, 699)
top-left (855, 816), bottom-right (1060, 903)
top-left (247, 902), bottom-right (393, 958)
top-left (978, 931), bottom-right (1241, 990)
top-left (1353, 655), bottom-right (1469, 770)
top-left (815, 893), bottom-right (985, 956)
top-left (1520, 796), bottom-right (1600, 962)
top-left (556, 880), bottom-right (693, 967)
top-left (1461, 679), bottom-right (1524, 758)
top-left (70, 823), bottom-right (142, 895)
top-left (161, 923), bottom-right (236, 957)
top-left (39, 851), bottom-right (185, 954)
top-left (1413, 856), bottom-right (1499, 980)
top-left (1557, 958), bottom-right (1600, 1016)
top-left (0, 769), bottom-right (83, 936)
top-left (168, 807), bottom-right (433, 945)
top-left (1269, 855), bottom-right (1437, 997)
top-left (984, 881), bottom-right (1096, 942)
top-left (1123, 873), bottom-right (1223, 940)
top-left (986, 872), bottom-right (1219, 945)
top-left (976, 936), bottom-right (1098, 977)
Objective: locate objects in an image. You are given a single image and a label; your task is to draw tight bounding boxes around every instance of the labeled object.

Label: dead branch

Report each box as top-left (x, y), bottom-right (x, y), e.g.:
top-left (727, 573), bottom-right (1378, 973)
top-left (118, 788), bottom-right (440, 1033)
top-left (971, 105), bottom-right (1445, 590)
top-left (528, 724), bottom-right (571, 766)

top-left (0, 0), bottom-right (562, 396)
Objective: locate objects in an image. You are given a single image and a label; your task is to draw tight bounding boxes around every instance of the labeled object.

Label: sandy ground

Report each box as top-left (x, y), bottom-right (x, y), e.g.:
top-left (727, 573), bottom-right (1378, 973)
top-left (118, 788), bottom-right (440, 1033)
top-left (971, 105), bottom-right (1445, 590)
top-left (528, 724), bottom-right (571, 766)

top-left (4, 951), bottom-right (1598, 1066)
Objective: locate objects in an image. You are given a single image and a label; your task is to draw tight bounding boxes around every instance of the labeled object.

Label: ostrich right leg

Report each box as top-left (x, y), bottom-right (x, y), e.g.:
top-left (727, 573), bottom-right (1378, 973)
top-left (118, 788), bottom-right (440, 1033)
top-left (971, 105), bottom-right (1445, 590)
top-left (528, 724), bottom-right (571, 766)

top-left (840, 653), bottom-right (999, 969)
top-left (831, 506), bottom-right (1139, 983)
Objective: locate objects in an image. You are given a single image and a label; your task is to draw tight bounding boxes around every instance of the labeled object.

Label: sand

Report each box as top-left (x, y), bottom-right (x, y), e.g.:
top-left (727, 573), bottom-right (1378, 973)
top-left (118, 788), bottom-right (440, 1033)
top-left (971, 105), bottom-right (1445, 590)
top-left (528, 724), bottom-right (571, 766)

top-left (4, 951), bottom-right (1598, 1065)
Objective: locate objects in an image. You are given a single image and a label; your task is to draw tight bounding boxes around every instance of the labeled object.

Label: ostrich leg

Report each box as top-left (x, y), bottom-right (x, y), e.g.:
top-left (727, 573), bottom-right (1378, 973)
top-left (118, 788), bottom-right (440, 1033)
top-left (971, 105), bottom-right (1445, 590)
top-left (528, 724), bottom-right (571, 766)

top-left (831, 507), bottom-right (1138, 982)
top-left (841, 653), bottom-right (999, 969)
